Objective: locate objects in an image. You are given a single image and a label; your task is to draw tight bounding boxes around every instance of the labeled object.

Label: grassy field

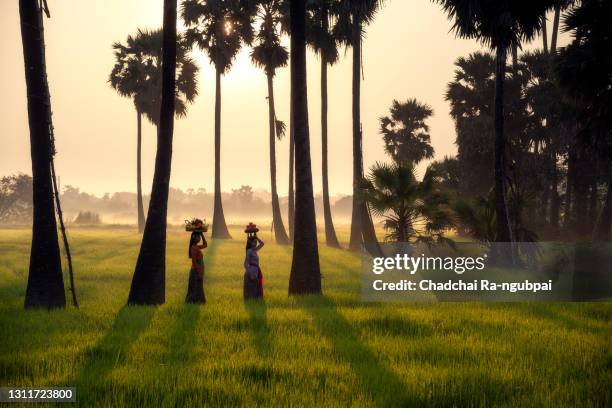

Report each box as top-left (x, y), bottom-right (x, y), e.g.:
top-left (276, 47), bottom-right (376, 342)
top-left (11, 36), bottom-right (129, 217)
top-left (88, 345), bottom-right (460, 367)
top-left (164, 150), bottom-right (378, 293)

top-left (0, 226), bottom-right (611, 407)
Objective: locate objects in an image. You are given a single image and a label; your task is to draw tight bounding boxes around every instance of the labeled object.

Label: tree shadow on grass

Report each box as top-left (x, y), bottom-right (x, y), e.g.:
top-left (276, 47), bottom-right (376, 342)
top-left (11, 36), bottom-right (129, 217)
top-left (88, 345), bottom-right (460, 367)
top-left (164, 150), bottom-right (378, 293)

top-left (73, 305), bottom-right (156, 393)
top-left (161, 303), bottom-right (201, 365)
top-left (298, 295), bottom-right (421, 407)
top-left (245, 300), bottom-right (271, 358)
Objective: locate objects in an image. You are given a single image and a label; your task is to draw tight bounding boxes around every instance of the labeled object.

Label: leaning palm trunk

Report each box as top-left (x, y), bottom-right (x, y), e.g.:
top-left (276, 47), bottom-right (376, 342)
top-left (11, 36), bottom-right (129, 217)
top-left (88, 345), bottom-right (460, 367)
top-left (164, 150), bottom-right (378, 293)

top-left (320, 55), bottom-right (340, 248)
top-left (128, 0), bottom-right (177, 305)
top-left (493, 46), bottom-right (514, 263)
top-left (20, 0), bottom-right (66, 309)
top-left (211, 68), bottom-right (231, 239)
top-left (288, 0), bottom-right (321, 295)
top-left (136, 111), bottom-right (145, 232)
top-left (267, 73), bottom-right (289, 244)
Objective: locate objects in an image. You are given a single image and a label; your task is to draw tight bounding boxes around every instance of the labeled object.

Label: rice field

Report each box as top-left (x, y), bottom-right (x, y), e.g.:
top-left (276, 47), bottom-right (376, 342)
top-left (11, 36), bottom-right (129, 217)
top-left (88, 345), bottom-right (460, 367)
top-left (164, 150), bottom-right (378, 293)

top-left (0, 226), bottom-right (610, 407)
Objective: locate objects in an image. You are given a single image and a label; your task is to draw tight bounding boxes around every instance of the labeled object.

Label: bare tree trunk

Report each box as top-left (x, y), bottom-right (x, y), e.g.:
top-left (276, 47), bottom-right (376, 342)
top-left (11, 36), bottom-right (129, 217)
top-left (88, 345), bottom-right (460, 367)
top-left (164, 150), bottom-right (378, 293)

top-left (50, 160), bottom-right (77, 307)
top-left (349, 18), bottom-right (363, 251)
top-left (212, 68), bottom-right (231, 239)
top-left (288, 0), bottom-right (321, 295)
top-left (137, 111), bottom-right (145, 233)
top-left (288, 101), bottom-right (295, 242)
top-left (320, 47), bottom-right (340, 248)
top-left (128, 0), bottom-right (177, 305)
top-left (267, 73), bottom-right (289, 244)
top-left (20, 0), bottom-right (65, 309)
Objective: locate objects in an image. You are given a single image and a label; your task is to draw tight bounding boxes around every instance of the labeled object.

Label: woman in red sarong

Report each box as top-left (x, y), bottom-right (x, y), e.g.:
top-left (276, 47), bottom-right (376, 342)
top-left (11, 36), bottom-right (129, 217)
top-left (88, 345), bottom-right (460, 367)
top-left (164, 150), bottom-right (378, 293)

top-left (186, 231), bottom-right (207, 304)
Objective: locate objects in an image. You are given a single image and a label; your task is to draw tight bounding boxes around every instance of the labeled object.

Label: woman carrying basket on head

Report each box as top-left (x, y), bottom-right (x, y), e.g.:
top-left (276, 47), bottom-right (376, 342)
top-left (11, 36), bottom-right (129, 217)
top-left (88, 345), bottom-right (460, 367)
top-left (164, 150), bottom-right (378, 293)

top-left (243, 222), bottom-right (264, 300)
top-left (185, 218), bottom-right (208, 304)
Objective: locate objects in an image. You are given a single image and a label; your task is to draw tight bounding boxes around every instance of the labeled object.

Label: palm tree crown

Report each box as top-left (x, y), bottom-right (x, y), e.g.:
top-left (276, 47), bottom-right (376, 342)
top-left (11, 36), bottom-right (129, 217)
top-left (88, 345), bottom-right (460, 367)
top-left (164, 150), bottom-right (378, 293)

top-left (182, 0), bottom-right (255, 74)
top-left (109, 28), bottom-right (198, 125)
top-left (306, 0), bottom-right (340, 65)
top-left (379, 99), bottom-right (435, 165)
top-left (250, 0), bottom-right (288, 77)
top-left (434, 0), bottom-right (555, 50)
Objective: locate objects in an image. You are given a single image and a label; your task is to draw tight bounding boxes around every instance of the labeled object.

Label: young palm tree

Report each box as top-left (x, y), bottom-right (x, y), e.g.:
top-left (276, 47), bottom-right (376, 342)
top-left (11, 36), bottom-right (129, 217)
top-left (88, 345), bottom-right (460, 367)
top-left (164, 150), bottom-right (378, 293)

top-left (306, 0), bottom-right (341, 248)
top-left (20, 0), bottom-right (66, 309)
top-left (435, 0), bottom-right (556, 248)
top-left (182, 0), bottom-right (255, 239)
top-left (288, 0), bottom-right (321, 295)
top-left (109, 28), bottom-right (198, 233)
top-left (127, 0), bottom-right (179, 305)
top-left (336, 0), bottom-right (384, 252)
top-left (379, 99), bottom-right (435, 166)
top-left (359, 162), bottom-right (453, 245)
top-left (250, 0), bottom-right (290, 245)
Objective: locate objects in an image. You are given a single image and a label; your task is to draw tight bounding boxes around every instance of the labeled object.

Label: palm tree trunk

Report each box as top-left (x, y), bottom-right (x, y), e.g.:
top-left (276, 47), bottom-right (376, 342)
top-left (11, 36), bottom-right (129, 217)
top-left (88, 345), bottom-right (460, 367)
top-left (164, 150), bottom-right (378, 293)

top-left (128, 0), bottom-right (177, 305)
top-left (267, 73), bottom-right (289, 244)
top-left (320, 53), bottom-right (340, 248)
top-left (564, 149), bottom-right (575, 229)
top-left (550, 151), bottom-right (560, 231)
top-left (288, 0), bottom-right (321, 295)
top-left (572, 149), bottom-right (589, 237)
top-left (588, 179), bottom-right (598, 231)
top-left (20, 0), bottom-right (65, 309)
top-left (592, 179), bottom-right (611, 241)
top-left (541, 14), bottom-right (548, 54)
top-left (493, 46), bottom-right (513, 246)
top-left (349, 18), bottom-right (363, 251)
top-left (288, 100), bottom-right (295, 242)
top-left (211, 67), bottom-right (231, 239)
top-left (347, 18), bottom-right (380, 254)
top-left (550, 4), bottom-right (561, 54)
top-left (137, 111), bottom-right (145, 233)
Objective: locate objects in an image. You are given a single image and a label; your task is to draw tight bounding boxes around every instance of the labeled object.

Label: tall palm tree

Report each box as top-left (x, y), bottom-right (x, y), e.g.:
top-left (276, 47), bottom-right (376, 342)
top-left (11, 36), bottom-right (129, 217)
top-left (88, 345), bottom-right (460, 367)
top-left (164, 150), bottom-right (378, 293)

top-left (127, 0), bottom-right (179, 305)
top-left (20, 0), bottom-right (65, 309)
top-left (435, 0), bottom-right (556, 249)
top-left (182, 0), bottom-right (255, 239)
top-left (336, 0), bottom-right (384, 253)
top-left (251, 0), bottom-right (290, 245)
top-left (288, 0), bottom-right (321, 295)
top-left (379, 99), bottom-right (435, 166)
top-left (109, 29), bottom-right (198, 233)
top-left (306, 0), bottom-right (341, 248)
top-left (556, 0), bottom-right (612, 240)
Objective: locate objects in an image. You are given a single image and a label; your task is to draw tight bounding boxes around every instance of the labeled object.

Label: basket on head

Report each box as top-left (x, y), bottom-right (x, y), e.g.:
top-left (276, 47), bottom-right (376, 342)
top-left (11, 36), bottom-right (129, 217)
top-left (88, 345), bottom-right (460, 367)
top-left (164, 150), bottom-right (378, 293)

top-left (185, 218), bottom-right (209, 233)
top-left (244, 222), bottom-right (259, 237)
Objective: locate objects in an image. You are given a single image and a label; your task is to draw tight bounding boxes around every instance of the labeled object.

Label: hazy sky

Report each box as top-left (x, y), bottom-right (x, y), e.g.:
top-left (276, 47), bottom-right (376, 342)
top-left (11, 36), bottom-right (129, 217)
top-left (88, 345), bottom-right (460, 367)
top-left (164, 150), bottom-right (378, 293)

top-left (0, 1), bottom-right (568, 197)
